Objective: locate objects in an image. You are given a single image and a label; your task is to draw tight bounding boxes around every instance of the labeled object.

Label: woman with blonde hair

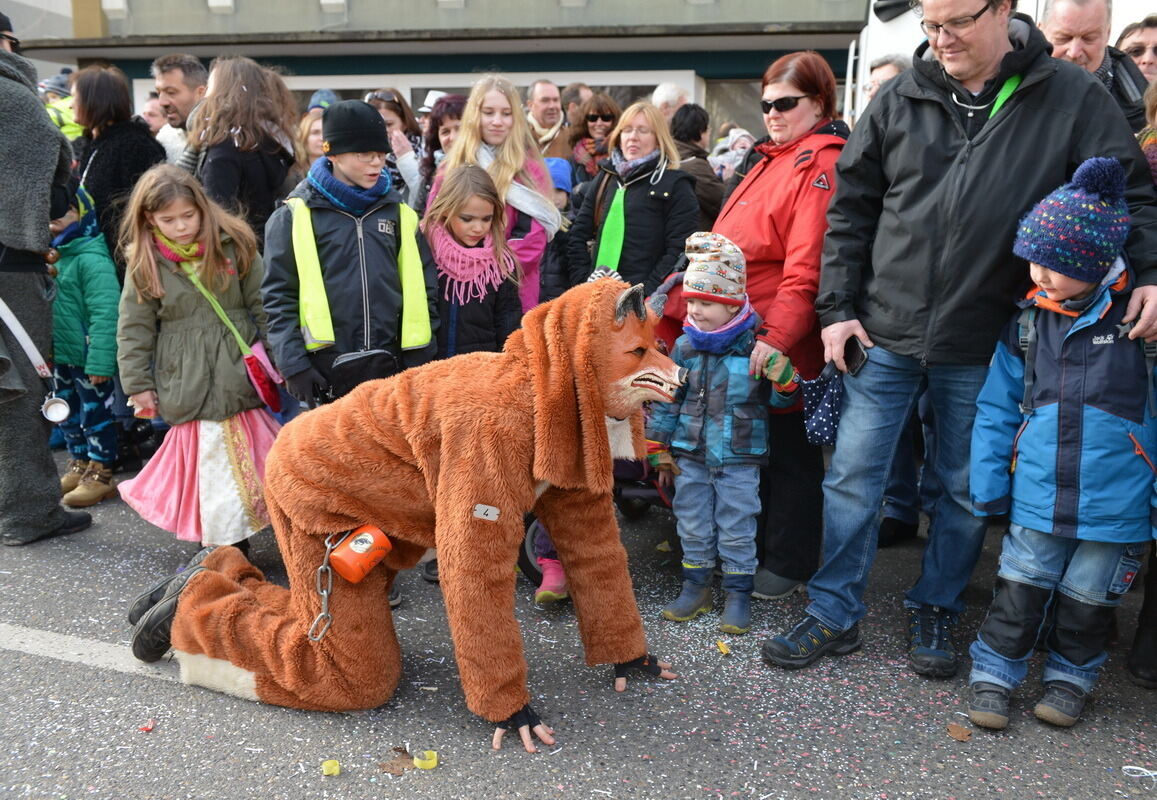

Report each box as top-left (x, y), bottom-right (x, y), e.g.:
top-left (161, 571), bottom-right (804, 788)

top-left (184, 55), bottom-right (297, 245)
top-left (434, 74), bottom-right (561, 312)
top-left (567, 100), bottom-right (697, 294)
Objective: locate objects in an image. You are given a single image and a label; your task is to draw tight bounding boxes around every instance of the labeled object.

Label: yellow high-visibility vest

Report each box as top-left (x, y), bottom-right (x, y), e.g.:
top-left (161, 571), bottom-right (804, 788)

top-left (284, 197), bottom-right (431, 351)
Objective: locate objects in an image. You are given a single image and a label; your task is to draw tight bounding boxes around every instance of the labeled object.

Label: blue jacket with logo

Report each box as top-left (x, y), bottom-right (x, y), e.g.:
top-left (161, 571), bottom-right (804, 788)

top-left (971, 267), bottom-right (1157, 543)
top-left (646, 324), bottom-right (797, 468)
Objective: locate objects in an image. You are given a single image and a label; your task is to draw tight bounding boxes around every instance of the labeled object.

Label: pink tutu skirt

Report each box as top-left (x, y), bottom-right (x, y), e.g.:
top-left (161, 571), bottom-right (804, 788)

top-left (119, 408), bottom-right (281, 545)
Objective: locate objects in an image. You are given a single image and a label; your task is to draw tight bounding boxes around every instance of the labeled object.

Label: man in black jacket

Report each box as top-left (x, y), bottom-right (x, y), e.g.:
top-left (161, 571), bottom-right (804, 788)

top-left (762, 0), bottom-right (1157, 679)
top-left (1039, 0), bottom-right (1148, 131)
top-left (0, 14), bottom-right (93, 545)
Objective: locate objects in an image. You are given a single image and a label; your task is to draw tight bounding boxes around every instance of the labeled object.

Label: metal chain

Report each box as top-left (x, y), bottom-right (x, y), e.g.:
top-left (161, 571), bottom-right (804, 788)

top-left (307, 531), bottom-right (350, 642)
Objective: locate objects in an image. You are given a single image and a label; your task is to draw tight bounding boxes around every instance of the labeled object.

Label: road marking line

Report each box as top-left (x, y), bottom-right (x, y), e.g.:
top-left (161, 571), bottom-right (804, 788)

top-left (0, 621), bottom-right (179, 683)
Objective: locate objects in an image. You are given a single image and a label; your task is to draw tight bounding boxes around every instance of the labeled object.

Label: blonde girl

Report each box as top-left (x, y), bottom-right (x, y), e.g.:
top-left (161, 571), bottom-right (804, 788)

top-left (422, 164), bottom-right (522, 358)
top-left (434, 74), bottom-right (561, 313)
top-left (116, 164), bottom-right (280, 550)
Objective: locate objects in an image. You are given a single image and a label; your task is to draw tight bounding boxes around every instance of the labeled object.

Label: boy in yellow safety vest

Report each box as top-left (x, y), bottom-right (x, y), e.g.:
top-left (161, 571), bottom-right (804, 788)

top-left (262, 100), bottom-right (440, 408)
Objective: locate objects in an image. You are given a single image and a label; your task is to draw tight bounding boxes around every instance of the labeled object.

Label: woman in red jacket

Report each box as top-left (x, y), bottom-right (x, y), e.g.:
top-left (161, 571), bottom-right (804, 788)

top-left (712, 51), bottom-right (848, 601)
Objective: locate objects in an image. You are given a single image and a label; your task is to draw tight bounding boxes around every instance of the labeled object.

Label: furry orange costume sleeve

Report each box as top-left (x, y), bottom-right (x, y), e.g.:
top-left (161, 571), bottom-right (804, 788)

top-left (157, 279), bottom-right (683, 724)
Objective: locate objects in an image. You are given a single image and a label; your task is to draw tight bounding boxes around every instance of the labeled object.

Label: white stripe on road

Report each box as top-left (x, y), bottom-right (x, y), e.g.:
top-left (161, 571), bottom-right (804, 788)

top-left (0, 621), bottom-right (179, 683)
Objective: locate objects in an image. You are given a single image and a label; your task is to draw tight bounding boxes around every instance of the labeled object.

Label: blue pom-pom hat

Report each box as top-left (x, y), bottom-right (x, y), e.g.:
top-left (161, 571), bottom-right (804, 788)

top-left (1012, 157), bottom-right (1131, 283)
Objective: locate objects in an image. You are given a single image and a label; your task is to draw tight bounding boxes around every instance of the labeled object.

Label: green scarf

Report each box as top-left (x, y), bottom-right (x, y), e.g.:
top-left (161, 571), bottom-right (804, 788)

top-left (593, 185), bottom-right (626, 272)
top-left (152, 228), bottom-right (206, 262)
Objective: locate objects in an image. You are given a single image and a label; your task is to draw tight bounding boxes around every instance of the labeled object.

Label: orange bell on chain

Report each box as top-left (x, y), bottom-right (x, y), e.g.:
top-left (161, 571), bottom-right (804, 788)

top-left (329, 525), bottom-right (392, 583)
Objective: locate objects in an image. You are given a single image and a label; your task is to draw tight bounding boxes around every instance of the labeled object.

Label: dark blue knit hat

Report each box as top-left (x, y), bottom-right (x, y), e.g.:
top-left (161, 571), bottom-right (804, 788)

top-left (1012, 157), bottom-right (1131, 283)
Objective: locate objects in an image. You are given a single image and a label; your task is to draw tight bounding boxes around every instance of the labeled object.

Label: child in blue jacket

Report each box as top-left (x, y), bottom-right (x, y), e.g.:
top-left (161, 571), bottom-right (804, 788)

top-left (647, 232), bottom-right (799, 635)
top-left (967, 158), bottom-right (1152, 731)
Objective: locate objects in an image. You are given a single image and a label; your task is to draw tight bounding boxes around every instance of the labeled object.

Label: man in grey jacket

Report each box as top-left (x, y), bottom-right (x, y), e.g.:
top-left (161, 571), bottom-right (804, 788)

top-left (762, 0), bottom-right (1157, 678)
top-left (0, 13), bottom-right (93, 545)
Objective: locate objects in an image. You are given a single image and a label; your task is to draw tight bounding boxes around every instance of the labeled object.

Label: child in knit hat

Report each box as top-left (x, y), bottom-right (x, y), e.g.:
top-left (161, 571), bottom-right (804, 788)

top-left (966, 157), bottom-right (1151, 731)
top-left (646, 232), bottom-right (800, 635)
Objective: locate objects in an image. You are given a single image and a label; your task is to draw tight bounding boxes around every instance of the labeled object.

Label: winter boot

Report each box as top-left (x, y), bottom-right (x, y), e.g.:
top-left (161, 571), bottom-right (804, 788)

top-left (719, 572), bottom-right (754, 634)
top-left (60, 458), bottom-right (90, 494)
top-left (535, 557), bottom-right (569, 604)
top-left (662, 565), bottom-right (713, 622)
top-left (1128, 545), bottom-right (1157, 689)
top-left (62, 462), bottom-right (118, 508)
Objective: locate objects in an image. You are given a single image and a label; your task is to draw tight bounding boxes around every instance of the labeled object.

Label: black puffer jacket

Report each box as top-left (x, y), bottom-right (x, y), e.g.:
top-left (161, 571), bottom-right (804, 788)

top-left (1106, 46), bottom-right (1148, 133)
top-left (200, 137), bottom-right (293, 248)
top-left (75, 120), bottom-right (165, 279)
top-left (435, 275), bottom-right (521, 358)
top-left (816, 16), bottom-right (1157, 366)
top-left (261, 179), bottom-right (440, 381)
top-left (566, 157), bottom-right (699, 295)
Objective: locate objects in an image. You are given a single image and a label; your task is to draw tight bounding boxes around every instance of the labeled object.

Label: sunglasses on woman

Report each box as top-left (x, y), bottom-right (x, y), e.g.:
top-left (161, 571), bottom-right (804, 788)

top-left (364, 91), bottom-right (402, 105)
top-left (760, 96), bottom-right (809, 114)
top-left (586, 113), bottom-right (615, 123)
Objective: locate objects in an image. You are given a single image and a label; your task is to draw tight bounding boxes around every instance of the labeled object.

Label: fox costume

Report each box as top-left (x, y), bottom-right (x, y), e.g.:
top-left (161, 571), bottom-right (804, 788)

top-left (129, 279), bottom-right (684, 732)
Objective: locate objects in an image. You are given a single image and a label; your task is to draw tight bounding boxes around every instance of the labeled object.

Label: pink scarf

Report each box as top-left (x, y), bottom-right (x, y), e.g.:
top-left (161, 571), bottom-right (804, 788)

top-left (426, 222), bottom-right (518, 307)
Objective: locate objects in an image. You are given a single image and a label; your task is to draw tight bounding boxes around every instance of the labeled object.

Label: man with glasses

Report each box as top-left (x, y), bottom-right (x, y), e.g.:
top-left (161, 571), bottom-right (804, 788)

top-left (0, 11), bottom-right (95, 545)
top-left (762, 0), bottom-right (1157, 680)
top-left (1116, 14), bottom-right (1157, 85)
top-left (1039, 0), bottom-right (1147, 131)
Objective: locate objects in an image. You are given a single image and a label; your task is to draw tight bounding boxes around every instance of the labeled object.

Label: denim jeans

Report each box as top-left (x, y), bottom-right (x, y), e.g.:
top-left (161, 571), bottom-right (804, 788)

top-left (806, 345), bottom-right (990, 630)
top-left (672, 458), bottom-right (760, 574)
top-left (969, 524), bottom-right (1147, 693)
top-left (882, 391), bottom-right (939, 525)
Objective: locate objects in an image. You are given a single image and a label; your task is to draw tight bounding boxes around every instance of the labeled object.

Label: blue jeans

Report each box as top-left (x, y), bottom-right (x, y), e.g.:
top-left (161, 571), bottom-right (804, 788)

top-left (672, 458), bottom-right (760, 574)
top-left (882, 390), bottom-right (939, 524)
top-left (969, 524), bottom-right (1147, 693)
top-left (806, 345), bottom-right (990, 630)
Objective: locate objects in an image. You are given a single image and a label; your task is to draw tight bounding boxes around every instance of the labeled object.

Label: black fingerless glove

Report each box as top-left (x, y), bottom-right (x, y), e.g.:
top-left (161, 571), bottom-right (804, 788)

top-left (613, 653), bottom-right (663, 679)
top-left (496, 703), bottom-right (542, 731)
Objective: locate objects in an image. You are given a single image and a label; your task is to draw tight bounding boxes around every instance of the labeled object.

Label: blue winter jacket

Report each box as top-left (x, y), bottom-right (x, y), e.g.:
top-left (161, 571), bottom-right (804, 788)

top-left (971, 267), bottom-right (1157, 543)
top-left (646, 326), bottom-right (797, 467)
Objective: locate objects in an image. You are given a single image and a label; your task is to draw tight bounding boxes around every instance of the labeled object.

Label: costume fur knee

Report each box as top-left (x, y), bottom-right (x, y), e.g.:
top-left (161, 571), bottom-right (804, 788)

top-left (162, 279), bottom-right (683, 723)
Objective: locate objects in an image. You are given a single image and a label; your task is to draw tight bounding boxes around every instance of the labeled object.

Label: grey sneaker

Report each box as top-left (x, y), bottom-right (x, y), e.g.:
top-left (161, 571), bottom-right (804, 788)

top-left (968, 682), bottom-right (1011, 730)
top-left (388, 584), bottom-right (402, 608)
top-left (1034, 681), bottom-right (1087, 727)
top-left (751, 568), bottom-right (803, 600)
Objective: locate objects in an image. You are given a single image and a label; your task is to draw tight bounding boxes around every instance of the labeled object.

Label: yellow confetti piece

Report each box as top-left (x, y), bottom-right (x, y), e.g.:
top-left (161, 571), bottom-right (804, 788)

top-left (321, 759), bottom-right (341, 776)
top-left (412, 750), bottom-right (439, 769)
top-left (716, 640), bottom-right (731, 655)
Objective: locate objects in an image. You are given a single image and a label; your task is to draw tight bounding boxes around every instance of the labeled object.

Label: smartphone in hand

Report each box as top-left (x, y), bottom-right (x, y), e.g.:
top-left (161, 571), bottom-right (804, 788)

top-left (844, 336), bottom-right (868, 376)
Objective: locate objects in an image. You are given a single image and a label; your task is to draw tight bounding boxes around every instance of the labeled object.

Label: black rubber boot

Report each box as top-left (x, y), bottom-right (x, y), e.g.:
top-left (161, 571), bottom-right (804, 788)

top-left (661, 565), bottom-right (713, 622)
top-left (719, 572), bottom-right (754, 634)
top-left (1128, 545), bottom-right (1157, 689)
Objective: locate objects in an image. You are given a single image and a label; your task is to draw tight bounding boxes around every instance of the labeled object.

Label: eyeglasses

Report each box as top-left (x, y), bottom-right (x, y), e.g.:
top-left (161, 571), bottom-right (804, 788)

top-left (350, 152), bottom-right (387, 164)
top-left (760, 96), bottom-right (809, 114)
top-left (0, 33), bottom-right (20, 52)
top-left (586, 113), bottom-right (615, 123)
top-left (1125, 44), bottom-right (1157, 59)
top-left (918, 4), bottom-right (989, 38)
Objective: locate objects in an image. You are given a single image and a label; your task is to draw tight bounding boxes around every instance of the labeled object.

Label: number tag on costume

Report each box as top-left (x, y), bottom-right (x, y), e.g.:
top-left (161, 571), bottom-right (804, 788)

top-left (379, 219), bottom-right (395, 235)
top-left (473, 504), bottom-right (500, 522)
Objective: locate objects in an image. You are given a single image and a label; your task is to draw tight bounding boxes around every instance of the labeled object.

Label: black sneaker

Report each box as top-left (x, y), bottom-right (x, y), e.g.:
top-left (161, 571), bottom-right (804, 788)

top-left (968, 682), bottom-right (1011, 730)
top-left (761, 613), bottom-right (862, 669)
top-left (127, 546), bottom-right (219, 625)
top-left (877, 517), bottom-right (918, 548)
top-left (2, 510), bottom-right (92, 546)
top-left (1033, 681), bottom-right (1087, 727)
top-left (131, 566), bottom-right (206, 662)
top-left (908, 604), bottom-right (958, 678)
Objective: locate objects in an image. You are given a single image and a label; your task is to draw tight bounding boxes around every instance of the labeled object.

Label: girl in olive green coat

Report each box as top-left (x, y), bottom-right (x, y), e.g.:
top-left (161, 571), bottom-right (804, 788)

top-left (116, 165), bottom-right (281, 547)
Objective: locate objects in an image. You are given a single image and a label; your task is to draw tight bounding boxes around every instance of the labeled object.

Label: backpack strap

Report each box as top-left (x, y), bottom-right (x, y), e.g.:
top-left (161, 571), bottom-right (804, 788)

top-left (1017, 307), bottom-right (1038, 415)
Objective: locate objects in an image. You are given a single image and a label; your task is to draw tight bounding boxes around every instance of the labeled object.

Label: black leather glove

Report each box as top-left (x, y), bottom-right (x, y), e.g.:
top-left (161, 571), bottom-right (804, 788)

top-left (284, 366), bottom-right (329, 405)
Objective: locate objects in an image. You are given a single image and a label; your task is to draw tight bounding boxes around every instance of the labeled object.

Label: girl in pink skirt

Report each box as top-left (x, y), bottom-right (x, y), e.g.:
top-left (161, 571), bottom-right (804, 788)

top-left (116, 164), bottom-right (280, 549)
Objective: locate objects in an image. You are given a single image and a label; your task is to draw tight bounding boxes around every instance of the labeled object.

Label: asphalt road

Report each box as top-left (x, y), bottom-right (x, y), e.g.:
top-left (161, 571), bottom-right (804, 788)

top-left (3, 454), bottom-right (1157, 800)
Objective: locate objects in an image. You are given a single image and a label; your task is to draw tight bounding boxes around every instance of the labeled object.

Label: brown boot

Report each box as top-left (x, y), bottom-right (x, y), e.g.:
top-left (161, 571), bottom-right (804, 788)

top-left (63, 462), bottom-right (118, 507)
top-left (60, 459), bottom-right (90, 494)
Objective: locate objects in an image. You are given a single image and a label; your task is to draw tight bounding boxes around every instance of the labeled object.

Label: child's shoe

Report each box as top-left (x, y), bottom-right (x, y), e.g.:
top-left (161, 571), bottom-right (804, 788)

top-left (60, 458), bottom-right (90, 494)
top-left (535, 557), bottom-right (568, 604)
top-left (967, 682), bottom-right (1011, 730)
top-left (719, 572), bottom-right (754, 634)
top-left (62, 462), bottom-right (117, 507)
top-left (1033, 681), bottom-right (1087, 727)
top-left (662, 565), bottom-right (713, 621)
